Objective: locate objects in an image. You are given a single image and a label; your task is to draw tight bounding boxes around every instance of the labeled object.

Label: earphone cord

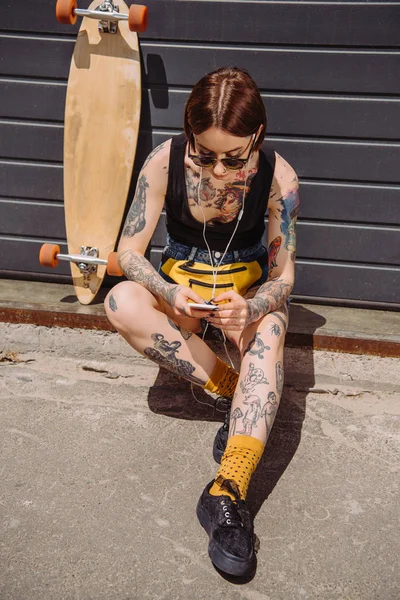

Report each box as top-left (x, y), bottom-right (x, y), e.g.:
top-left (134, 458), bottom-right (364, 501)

top-left (190, 159), bottom-right (251, 411)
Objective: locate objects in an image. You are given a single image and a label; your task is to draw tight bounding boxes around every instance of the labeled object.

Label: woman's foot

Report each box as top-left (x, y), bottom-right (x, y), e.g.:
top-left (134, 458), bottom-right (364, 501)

top-left (196, 479), bottom-right (256, 577)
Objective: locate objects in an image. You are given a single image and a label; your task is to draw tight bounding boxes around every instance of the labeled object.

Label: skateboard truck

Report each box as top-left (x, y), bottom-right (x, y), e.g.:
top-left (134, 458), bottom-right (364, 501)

top-left (56, 0), bottom-right (148, 33)
top-left (77, 2), bottom-right (121, 34)
top-left (39, 243), bottom-right (123, 277)
top-left (98, 2), bottom-right (119, 34)
top-left (77, 246), bottom-right (102, 274)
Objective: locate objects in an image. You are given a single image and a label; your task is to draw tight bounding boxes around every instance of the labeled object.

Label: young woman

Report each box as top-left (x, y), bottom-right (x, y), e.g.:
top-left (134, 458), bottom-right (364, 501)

top-left (105, 67), bottom-right (299, 577)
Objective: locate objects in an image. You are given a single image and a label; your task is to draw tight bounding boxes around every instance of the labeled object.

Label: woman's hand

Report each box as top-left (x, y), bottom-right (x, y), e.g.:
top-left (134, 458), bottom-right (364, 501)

top-left (164, 284), bottom-right (215, 319)
top-left (204, 290), bottom-right (252, 331)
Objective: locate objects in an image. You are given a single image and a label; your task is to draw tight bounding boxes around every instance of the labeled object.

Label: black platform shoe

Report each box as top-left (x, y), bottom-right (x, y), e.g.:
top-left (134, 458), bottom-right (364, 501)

top-left (196, 479), bottom-right (256, 577)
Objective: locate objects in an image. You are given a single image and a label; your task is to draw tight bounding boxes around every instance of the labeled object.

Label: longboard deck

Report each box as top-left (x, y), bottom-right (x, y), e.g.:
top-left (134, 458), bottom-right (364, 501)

top-left (64, 0), bottom-right (141, 304)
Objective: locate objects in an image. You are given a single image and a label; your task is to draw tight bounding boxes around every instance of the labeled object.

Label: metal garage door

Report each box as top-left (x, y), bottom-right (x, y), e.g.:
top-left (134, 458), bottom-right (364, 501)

top-left (1, 0), bottom-right (399, 309)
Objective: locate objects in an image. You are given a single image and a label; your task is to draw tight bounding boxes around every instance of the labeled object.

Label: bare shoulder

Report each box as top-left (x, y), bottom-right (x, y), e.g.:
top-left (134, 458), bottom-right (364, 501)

top-left (138, 139), bottom-right (172, 198)
top-left (269, 152), bottom-right (299, 200)
top-left (141, 139), bottom-right (172, 174)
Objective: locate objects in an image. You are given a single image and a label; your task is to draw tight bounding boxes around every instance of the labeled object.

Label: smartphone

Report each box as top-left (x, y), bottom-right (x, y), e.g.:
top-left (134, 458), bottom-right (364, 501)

top-left (188, 303), bottom-right (218, 311)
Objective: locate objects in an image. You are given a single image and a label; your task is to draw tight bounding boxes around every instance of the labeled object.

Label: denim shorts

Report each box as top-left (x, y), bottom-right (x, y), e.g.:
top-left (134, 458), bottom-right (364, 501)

top-left (158, 234), bottom-right (270, 294)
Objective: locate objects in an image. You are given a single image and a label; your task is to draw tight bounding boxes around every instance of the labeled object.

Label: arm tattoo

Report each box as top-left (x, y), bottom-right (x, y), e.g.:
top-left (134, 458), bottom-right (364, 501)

top-left (119, 249), bottom-right (180, 307)
top-left (278, 189), bottom-right (299, 261)
top-left (121, 174), bottom-right (148, 238)
top-left (267, 236), bottom-right (282, 276)
top-left (141, 142), bottom-right (166, 171)
top-left (246, 277), bottom-right (292, 326)
top-left (186, 168), bottom-right (202, 203)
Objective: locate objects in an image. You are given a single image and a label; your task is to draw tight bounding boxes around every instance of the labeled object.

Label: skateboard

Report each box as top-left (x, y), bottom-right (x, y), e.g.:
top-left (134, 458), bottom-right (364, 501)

top-left (39, 0), bottom-right (148, 304)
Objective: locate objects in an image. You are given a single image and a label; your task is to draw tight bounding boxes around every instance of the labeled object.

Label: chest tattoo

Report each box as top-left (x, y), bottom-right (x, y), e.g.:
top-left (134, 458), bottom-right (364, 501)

top-left (186, 167), bottom-right (257, 225)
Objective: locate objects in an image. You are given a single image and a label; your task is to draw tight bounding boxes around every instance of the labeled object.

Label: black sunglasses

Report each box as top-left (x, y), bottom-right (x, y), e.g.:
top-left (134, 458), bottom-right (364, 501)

top-left (188, 133), bottom-right (257, 171)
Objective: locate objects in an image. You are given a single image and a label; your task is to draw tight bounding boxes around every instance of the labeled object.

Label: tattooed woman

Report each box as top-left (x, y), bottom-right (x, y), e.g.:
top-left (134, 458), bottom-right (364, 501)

top-left (105, 67), bottom-right (299, 577)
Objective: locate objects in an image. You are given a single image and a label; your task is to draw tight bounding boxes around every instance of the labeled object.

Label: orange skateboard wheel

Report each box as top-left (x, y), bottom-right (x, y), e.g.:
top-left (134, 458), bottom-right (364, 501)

top-left (39, 244), bottom-right (60, 268)
top-left (56, 0), bottom-right (78, 25)
top-left (128, 4), bottom-right (148, 33)
top-left (107, 252), bottom-right (123, 277)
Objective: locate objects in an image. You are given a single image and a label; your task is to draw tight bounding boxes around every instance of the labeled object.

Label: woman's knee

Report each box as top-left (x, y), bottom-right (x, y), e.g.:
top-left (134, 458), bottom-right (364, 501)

top-left (238, 313), bottom-right (287, 358)
top-left (104, 281), bottom-right (157, 328)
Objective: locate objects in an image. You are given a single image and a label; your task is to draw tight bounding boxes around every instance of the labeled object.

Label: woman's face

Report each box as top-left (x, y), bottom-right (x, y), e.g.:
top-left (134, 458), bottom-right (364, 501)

top-left (190, 127), bottom-right (256, 181)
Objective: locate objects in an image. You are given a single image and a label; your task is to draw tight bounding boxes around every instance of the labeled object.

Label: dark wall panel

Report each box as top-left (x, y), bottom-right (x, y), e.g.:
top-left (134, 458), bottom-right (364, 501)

top-left (3, 123), bottom-right (400, 185)
top-left (294, 262), bottom-right (400, 305)
top-left (0, 79), bottom-right (67, 121)
top-left (146, 90), bottom-right (400, 141)
top-left (3, 81), bottom-right (400, 141)
top-left (295, 223), bottom-right (400, 266)
top-left (0, 122), bottom-right (63, 162)
top-left (4, 0), bottom-right (400, 47)
top-left (0, 35), bottom-right (73, 79)
top-left (2, 35), bottom-right (400, 95)
top-left (299, 182), bottom-right (400, 226)
top-left (0, 239), bottom-right (69, 275)
top-left (142, 45), bottom-right (400, 95)
top-left (0, 200), bottom-right (65, 239)
top-left (0, 162), bottom-right (63, 201)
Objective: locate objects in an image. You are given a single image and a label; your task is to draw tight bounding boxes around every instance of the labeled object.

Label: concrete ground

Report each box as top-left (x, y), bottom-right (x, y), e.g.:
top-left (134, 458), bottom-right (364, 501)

top-left (0, 323), bottom-right (399, 600)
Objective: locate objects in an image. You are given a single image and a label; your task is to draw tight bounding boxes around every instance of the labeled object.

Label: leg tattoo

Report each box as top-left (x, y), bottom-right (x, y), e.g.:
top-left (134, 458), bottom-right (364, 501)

top-left (276, 361), bottom-right (284, 397)
top-left (240, 362), bottom-right (269, 394)
top-left (167, 317), bottom-right (193, 341)
top-left (260, 391), bottom-right (278, 437)
top-left (144, 333), bottom-right (205, 385)
top-left (243, 332), bottom-right (271, 359)
top-left (108, 294), bottom-right (118, 312)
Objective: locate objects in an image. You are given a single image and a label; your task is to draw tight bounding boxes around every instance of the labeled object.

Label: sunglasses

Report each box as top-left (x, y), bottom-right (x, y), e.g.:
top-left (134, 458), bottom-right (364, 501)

top-left (188, 133), bottom-right (257, 171)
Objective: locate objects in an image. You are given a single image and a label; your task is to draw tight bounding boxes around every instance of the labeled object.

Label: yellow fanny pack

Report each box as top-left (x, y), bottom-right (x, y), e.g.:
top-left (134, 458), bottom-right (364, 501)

top-left (160, 258), bottom-right (263, 302)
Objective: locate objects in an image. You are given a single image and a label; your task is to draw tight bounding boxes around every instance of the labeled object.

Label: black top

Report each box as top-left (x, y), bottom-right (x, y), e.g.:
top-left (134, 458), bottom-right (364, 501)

top-left (164, 134), bottom-right (276, 251)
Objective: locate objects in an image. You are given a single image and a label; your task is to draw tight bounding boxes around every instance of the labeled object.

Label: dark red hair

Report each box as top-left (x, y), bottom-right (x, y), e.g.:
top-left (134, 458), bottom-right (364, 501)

top-left (184, 67), bottom-right (266, 150)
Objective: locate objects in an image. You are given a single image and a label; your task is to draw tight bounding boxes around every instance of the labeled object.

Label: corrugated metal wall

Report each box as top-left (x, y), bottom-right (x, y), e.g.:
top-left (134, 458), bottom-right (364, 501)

top-left (1, 0), bottom-right (399, 308)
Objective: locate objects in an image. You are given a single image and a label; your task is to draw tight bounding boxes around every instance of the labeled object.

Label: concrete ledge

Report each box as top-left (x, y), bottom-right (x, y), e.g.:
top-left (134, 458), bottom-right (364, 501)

top-left (0, 279), bottom-right (399, 357)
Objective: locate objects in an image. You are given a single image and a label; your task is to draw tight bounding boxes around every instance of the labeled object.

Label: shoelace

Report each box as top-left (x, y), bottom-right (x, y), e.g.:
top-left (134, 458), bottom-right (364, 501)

top-left (218, 497), bottom-right (243, 527)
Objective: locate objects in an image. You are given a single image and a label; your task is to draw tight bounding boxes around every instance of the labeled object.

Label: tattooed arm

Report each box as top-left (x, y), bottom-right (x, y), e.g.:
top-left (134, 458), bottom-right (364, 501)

top-left (246, 153), bottom-right (299, 325)
top-left (118, 248), bottom-right (182, 306)
top-left (117, 141), bottom-right (178, 303)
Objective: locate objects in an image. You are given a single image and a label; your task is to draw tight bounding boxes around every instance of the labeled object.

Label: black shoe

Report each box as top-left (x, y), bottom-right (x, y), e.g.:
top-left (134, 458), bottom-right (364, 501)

top-left (196, 479), bottom-right (256, 577)
top-left (213, 402), bottom-right (231, 464)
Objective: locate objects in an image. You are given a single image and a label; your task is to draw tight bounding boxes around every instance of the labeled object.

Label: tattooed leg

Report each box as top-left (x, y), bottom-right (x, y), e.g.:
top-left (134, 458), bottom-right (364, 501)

top-left (105, 281), bottom-right (219, 385)
top-left (227, 307), bottom-right (288, 444)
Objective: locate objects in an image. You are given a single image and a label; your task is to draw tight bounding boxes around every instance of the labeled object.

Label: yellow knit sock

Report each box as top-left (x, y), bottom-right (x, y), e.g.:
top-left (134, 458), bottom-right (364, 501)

top-left (209, 435), bottom-right (265, 501)
top-left (203, 357), bottom-right (239, 400)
